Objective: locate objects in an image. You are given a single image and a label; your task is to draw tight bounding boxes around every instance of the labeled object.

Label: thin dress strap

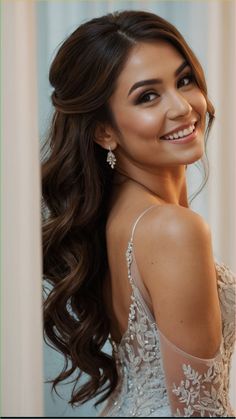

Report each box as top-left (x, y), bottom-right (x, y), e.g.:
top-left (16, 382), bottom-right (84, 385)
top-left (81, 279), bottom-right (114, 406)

top-left (130, 205), bottom-right (158, 242)
top-left (127, 205), bottom-right (159, 316)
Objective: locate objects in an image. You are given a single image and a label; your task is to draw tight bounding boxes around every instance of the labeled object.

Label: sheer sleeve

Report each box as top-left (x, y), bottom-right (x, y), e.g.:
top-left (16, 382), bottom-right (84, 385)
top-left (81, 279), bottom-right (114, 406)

top-left (158, 329), bottom-right (234, 417)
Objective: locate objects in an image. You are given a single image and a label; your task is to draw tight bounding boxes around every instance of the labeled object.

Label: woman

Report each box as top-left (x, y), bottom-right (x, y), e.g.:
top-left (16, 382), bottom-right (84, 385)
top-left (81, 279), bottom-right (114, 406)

top-left (42, 10), bottom-right (235, 417)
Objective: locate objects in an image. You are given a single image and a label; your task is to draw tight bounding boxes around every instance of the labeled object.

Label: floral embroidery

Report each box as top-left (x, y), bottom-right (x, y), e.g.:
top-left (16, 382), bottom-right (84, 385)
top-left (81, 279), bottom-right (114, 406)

top-left (172, 350), bottom-right (229, 417)
top-left (99, 252), bottom-right (235, 417)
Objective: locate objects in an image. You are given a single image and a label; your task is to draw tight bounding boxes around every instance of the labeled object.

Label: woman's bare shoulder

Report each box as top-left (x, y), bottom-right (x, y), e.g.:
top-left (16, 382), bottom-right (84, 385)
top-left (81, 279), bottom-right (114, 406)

top-left (134, 204), bottom-right (221, 358)
top-left (133, 203), bottom-right (210, 254)
top-left (139, 202), bottom-right (209, 234)
top-left (134, 203), bottom-right (214, 290)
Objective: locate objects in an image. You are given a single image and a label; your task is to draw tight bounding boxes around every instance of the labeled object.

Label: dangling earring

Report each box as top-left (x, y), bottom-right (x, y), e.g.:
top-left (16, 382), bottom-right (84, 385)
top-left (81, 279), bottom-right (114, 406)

top-left (107, 146), bottom-right (116, 169)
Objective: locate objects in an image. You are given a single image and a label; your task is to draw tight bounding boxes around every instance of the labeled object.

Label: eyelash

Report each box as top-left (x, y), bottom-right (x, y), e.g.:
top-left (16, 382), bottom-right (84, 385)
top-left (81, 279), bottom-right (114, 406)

top-left (177, 73), bottom-right (195, 88)
top-left (136, 73), bottom-right (195, 104)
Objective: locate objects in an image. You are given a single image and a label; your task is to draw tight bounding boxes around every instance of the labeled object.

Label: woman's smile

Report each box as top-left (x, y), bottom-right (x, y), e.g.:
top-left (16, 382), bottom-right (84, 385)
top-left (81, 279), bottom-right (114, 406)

top-left (160, 123), bottom-right (198, 144)
top-left (160, 120), bottom-right (197, 140)
top-left (159, 121), bottom-right (199, 144)
top-left (108, 40), bottom-right (207, 169)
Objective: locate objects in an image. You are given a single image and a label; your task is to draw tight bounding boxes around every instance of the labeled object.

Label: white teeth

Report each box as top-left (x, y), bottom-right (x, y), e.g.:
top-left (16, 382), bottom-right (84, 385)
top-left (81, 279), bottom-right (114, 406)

top-left (163, 124), bottom-right (195, 140)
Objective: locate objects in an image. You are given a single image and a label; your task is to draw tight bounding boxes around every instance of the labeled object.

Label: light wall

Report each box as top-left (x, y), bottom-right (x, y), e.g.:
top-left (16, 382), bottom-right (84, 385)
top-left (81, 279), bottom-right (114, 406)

top-left (2, 0), bottom-right (235, 417)
top-left (37, 1), bottom-right (235, 416)
top-left (2, 0), bottom-right (43, 416)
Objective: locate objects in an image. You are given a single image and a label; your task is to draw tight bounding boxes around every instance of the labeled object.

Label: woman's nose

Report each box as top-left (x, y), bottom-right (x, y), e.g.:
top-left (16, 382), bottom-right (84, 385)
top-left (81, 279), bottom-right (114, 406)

top-left (165, 91), bottom-right (192, 120)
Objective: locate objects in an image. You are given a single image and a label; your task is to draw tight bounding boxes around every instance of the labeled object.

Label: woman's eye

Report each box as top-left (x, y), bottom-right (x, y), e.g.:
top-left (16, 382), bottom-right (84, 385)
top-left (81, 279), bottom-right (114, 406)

top-left (178, 74), bottom-right (195, 88)
top-left (136, 91), bottom-right (159, 104)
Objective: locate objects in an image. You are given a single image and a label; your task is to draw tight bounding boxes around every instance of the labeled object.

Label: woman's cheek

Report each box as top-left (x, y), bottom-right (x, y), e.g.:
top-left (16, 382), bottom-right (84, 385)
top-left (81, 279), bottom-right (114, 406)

top-left (115, 104), bottom-right (163, 138)
top-left (191, 90), bottom-right (207, 116)
top-left (134, 109), bottom-right (163, 136)
top-left (200, 95), bottom-right (207, 117)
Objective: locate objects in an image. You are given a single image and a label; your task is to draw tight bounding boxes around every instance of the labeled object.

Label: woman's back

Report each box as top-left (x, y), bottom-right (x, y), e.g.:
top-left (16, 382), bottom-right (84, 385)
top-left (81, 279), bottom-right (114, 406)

top-left (104, 183), bottom-right (220, 355)
top-left (101, 190), bottom-right (235, 417)
top-left (104, 184), bottom-right (160, 341)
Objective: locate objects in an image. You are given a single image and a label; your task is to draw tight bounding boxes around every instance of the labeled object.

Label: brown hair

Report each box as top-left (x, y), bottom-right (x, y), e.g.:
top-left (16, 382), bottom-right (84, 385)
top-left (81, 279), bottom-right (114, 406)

top-left (41, 10), bottom-right (215, 408)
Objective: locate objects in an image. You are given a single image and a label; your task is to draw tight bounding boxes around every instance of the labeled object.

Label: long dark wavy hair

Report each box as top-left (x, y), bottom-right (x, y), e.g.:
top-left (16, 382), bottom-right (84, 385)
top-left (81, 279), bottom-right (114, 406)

top-left (41, 10), bottom-right (215, 408)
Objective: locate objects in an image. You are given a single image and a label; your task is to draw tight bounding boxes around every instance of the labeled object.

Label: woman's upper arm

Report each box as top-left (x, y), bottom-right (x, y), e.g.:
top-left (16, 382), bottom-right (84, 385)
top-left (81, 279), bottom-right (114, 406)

top-left (137, 205), bottom-right (222, 359)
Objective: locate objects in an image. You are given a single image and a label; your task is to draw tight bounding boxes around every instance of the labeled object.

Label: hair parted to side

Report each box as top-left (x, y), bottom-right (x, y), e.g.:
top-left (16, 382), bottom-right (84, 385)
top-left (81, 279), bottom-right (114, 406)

top-left (41, 10), bottom-right (215, 407)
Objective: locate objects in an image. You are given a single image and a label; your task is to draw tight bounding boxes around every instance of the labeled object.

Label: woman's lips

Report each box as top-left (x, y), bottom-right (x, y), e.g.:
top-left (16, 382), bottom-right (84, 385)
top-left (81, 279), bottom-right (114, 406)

top-left (160, 122), bottom-right (198, 144)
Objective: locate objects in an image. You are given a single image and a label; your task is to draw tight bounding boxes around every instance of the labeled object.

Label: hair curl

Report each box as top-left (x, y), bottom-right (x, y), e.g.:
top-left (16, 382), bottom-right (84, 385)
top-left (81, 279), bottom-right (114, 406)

top-left (41, 10), bottom-right (215, 408)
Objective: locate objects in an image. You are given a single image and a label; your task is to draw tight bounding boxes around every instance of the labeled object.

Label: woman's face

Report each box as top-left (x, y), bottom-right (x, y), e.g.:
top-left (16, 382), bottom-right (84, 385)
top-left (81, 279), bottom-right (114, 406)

top-left (108, 41), bottom-right (207, 172)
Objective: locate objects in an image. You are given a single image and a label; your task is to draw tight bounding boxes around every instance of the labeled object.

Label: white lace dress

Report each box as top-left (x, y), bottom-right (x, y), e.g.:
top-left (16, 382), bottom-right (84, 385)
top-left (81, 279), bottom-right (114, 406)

top-left (99, 206), bottom-right (236, 417)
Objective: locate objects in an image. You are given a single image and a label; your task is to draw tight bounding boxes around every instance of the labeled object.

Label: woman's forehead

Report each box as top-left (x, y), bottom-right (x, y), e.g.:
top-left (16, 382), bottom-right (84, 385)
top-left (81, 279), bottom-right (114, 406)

top-left (112, 41), bottom-right (186, 97)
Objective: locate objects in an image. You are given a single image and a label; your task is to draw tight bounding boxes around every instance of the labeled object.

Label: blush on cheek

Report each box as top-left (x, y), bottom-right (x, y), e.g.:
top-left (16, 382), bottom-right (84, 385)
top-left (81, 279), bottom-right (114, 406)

top-left (197, 93), bottom-right (207, 116)
top-left (130, 112), bottom-right (163, 138)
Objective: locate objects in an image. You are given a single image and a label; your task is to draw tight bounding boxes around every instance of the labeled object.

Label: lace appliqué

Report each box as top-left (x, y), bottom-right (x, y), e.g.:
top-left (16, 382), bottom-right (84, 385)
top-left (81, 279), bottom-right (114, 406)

top-left (216, 262), bottom-right (236, 354)
top-left (172, 342), bottom-right (230, 417)
top-left (103, 240), bottom-right (170, 417)
top-left (100, 242), bottom-right (235, 417)
top-left (171, 263), bottom-right (236, 418)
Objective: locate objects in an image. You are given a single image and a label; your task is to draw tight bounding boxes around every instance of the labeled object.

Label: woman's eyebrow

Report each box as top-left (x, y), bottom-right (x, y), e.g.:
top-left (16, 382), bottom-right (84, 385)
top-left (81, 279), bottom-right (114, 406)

top-left (127, 61), bottom-right (189, 97)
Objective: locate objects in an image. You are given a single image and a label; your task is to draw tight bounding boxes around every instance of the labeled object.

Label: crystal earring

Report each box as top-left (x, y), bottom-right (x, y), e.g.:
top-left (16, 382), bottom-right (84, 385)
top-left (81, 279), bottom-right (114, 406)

top-left (106, 146), bottom-right (116, 169)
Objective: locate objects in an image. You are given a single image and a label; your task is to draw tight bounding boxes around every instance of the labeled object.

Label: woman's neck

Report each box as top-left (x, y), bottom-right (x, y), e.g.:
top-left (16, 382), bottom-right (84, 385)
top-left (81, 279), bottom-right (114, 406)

top-left (113, 168), bottom-right (189, 208)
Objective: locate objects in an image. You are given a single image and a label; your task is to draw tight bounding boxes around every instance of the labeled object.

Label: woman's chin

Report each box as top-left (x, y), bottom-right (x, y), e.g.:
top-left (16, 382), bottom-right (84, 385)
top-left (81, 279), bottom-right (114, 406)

top-left (186, 152), bottom-right (204, 165)
top-left (181, 141), bottom-right (205, 165)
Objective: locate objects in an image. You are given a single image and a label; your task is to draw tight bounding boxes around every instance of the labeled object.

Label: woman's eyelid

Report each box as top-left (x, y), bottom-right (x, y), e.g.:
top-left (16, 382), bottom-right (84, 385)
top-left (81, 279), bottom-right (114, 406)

top-left (142, 90), bottom-right (160, 98)
top-left (177, 71), bottom-right (195, 86)
top-left (135, 89), bottom-right (160, 104)
top-left (133, 72), bottom-right (195, 104)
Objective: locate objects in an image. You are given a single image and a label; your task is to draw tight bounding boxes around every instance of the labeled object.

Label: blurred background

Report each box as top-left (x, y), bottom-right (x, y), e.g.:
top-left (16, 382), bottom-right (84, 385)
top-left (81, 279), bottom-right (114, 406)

top-left (2, 0), bottom-right (235, 417)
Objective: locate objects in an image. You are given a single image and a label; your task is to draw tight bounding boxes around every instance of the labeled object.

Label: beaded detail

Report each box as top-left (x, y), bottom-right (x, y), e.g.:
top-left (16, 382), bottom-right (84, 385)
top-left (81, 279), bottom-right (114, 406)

top-left (99, 239), bottom-right (170, 417)
top-left (171, 262), bottom-right (236, 417)
top-left (126, 240), bottom-right (133, 283)
top-left (99, 241), bottom-right (235, 416)
top-left (172, 340), bottom-right (227, 417)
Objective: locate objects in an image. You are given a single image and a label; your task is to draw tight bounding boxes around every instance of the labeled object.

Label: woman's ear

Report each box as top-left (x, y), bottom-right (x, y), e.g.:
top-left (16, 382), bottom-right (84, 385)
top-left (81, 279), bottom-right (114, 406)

top-left (94, 123), bottom-right (117, 151)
